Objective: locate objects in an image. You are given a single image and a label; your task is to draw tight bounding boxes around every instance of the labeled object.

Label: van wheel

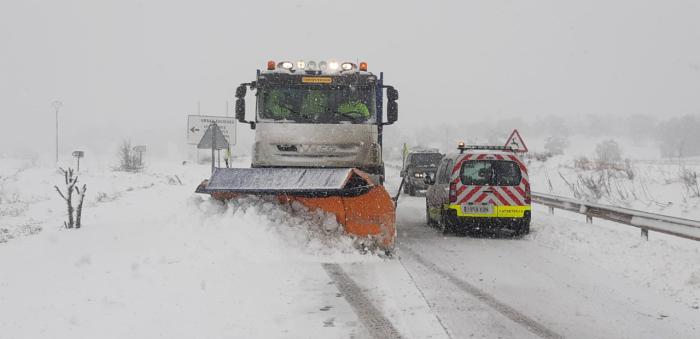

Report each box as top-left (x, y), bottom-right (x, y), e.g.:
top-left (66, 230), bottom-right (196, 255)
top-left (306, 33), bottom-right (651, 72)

top-left (514, 212), bottom-right (531, 236)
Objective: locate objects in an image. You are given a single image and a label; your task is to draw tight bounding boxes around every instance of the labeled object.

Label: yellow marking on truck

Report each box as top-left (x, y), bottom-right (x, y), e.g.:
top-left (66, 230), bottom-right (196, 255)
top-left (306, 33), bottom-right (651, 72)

top-left (447, 204), bottom-right (531, 218)
top-left (302, 77), bottom-right (333, 84)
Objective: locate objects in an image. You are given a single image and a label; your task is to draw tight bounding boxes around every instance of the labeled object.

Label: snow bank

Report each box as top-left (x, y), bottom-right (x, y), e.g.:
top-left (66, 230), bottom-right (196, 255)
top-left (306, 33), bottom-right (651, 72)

top-left (190, 195), bottom-right (382, 262)
top-left (531, 205), bottom-right (700, 310)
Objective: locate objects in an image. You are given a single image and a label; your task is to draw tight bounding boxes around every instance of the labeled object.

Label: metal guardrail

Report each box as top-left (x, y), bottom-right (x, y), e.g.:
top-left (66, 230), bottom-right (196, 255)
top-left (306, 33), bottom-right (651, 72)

top-left (531, 192), bottom-right (700, 242)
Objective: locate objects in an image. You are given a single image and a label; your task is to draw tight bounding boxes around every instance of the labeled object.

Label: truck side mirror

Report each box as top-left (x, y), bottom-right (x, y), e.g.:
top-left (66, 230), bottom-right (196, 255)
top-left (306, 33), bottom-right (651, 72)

top-left (387, 87), bottom-right (399, 101)
top-left (387, 101), bottom-right (398, 123)
top-left (235, 99), bottom-right (245, 121)
top-left (235, 84), bottom-right (247, 98)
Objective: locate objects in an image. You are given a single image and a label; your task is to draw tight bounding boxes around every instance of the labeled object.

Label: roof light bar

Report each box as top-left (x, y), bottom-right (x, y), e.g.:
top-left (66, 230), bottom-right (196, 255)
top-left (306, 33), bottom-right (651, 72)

top-left (458, 144), bottom-right (515, 152)
top-left (264, 59), bottom-right (369, 73)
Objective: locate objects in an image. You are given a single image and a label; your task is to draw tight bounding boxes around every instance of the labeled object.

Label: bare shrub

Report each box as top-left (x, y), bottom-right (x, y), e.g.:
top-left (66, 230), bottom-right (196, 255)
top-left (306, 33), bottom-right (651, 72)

top-left (115, 139), bottom-right (143, 172)
top-left (574, 156), bottom-right (594, 170)
top-left (54, 168), bottom-right (87, 229)
top-left (680, 168), bottom-right (700, 197)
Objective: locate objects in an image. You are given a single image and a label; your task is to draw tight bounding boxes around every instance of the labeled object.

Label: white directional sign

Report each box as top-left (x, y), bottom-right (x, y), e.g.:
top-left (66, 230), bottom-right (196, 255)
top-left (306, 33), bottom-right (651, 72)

top-left (187, 115), bottom-right (236, 146)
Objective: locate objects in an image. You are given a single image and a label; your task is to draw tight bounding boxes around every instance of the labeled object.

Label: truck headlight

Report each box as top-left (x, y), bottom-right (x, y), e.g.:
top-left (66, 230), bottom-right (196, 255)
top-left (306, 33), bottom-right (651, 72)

top-left (414, 173), bottom-right (424, 178)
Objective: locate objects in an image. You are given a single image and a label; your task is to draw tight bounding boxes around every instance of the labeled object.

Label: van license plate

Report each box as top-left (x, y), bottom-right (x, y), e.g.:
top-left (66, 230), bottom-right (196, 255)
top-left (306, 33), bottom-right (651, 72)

top-left (461, 205), bottom-right (493, 214)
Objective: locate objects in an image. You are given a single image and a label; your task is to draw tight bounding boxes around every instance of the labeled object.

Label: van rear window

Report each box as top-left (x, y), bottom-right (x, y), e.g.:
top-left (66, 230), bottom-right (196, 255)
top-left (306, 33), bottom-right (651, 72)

top-left (460, 160), bottom-right (522, 186)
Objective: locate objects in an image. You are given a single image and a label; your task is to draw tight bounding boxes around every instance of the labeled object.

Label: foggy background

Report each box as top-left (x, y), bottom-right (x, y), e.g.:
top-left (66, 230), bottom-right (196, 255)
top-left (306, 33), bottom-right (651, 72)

top-left (2, 0), bottom-right (699, 161)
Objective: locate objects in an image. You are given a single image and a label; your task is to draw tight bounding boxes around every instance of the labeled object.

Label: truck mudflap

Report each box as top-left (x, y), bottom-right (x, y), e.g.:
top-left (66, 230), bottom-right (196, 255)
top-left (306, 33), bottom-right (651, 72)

top-left (196, 167), bottom-right (396, 250)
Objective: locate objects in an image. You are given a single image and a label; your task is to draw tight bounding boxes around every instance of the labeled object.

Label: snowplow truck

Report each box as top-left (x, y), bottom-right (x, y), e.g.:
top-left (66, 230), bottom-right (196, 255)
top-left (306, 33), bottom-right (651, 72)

top-left (196, 60), bottom-right (399, 250)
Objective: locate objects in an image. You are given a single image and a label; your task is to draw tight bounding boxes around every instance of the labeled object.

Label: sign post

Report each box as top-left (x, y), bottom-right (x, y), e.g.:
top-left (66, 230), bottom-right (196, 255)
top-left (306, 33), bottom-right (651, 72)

top-left (504, 129), bottom-right (528, 153)
top-left (197, 124), bottom-right (229, 174)
top-left (133, 145), bottom-right (147, 167)
top-left (72, 151), bottom-right (84, 171)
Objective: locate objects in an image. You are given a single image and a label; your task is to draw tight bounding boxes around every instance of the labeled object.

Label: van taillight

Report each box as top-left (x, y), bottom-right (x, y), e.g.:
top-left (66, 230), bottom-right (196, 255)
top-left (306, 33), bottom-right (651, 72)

top-left (449, 182), bottom-right (456, 203)
top-left (524, 183), bottom-right (531, 204)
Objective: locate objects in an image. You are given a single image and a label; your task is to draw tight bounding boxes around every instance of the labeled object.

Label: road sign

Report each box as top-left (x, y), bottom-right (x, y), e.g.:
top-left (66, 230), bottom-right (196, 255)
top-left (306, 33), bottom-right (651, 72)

top-left (133, 145), bottom-right (147, 153)
top-left (72, 151), bottom-right (84, 171)
top-left (504, 129), bottom-right (528, 153)
top-left (197, 124), bottom-right (230, 150)
top-left (187, 115), bottom-right (236, 145)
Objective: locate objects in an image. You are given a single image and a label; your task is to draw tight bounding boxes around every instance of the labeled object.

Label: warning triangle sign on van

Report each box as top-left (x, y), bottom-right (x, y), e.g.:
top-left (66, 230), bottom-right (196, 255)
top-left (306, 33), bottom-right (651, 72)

top-left (504, 129), bottom-right (528, 153)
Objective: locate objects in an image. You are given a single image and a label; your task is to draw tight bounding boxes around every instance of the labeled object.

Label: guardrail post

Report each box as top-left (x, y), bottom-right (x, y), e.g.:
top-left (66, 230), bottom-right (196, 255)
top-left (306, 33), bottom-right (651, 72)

top-left (641, 228), bottom-right (649, 240)
top-left (586, 215), bottom-right (593, 224)
top-left (548, 206), bottom-right (554, 215)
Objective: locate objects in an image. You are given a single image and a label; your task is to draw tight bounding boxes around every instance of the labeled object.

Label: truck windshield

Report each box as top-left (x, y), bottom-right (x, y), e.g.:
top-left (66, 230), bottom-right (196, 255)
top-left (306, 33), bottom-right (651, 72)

top-left (410, 153), bottom-right (443, 167)
top-left (257, 85), bottom-right (376, 124)
top-left (460, 160), bottom-right (522, 186)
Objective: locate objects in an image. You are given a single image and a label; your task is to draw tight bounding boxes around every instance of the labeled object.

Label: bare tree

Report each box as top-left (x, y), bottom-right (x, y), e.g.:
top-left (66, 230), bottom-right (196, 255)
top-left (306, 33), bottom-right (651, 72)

top-left (75, 184), bottom-right (87, 228)
top-left (54, 168), bottom-right (87, 229)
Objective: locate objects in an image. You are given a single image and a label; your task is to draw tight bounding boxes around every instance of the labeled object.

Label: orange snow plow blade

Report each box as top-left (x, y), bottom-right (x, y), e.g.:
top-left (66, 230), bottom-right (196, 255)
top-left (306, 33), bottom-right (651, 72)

top-left (196, 168), bottom-right (396, 250)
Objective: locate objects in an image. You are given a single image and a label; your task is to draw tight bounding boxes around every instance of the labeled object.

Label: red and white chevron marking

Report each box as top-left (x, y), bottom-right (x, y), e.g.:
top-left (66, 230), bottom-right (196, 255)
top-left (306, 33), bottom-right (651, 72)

top-left (450, 153), bottom-right (529, 206)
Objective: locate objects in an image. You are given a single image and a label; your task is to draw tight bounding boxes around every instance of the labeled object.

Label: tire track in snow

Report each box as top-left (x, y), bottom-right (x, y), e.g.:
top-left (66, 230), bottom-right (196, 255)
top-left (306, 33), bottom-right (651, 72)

top-left (400, 246), bottom-right (564, 339)
top-left (322, 263), bottom-right (403, 339)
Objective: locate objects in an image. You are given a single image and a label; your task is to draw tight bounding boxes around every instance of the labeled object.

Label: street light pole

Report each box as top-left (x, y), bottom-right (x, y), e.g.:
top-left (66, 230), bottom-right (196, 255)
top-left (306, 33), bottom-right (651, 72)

top-left (52, 100), bottom-right (62, 164)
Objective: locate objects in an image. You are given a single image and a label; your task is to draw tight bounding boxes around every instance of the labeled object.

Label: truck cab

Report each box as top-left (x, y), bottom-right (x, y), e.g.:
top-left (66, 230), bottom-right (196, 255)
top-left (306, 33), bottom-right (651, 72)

top-left (234, 60), bottom-right (398, 183)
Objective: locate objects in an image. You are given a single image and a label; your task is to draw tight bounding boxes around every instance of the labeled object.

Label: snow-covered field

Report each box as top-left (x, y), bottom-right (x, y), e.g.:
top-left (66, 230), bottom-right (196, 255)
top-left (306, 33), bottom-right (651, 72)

top-left (1, 153), bottom-right (699, 338)
top-left (519, 135), bottom-right (700, 220)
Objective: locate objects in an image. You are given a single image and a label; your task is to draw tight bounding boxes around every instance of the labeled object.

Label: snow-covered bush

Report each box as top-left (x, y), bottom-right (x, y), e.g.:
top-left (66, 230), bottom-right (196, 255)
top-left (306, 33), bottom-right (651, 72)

top-left (544, 135), bottom-right (569, 155)
top-left (595, 139), bottom-right (622, 166)
top-left (656, 114), bottom-right (700, 158)
top-left (680, 168), bottom-right (700, 198)
top-left (115, 139), bottom-right (143, 172)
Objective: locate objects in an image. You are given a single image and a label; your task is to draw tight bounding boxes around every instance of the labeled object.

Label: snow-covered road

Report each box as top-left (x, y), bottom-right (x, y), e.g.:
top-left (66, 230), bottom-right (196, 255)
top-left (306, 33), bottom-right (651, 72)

top-left (394, 195), bottom-right (699, 338)
top-left (1, 159), bottom-right (699, 338)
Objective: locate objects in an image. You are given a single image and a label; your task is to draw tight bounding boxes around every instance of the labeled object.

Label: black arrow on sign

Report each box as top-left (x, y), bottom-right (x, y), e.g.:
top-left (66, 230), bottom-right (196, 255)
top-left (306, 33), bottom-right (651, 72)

top-left (190, 127), bottom-right (200, 133)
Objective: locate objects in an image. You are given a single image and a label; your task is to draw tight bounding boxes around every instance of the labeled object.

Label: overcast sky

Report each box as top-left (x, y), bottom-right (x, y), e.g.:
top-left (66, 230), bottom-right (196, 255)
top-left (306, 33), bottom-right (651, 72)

top-left (1, 0), bottom-right (699, 158)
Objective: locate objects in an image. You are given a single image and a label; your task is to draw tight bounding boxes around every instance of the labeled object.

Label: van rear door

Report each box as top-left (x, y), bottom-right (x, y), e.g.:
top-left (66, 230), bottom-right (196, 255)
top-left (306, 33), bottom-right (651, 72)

top-left (455, 155), bottom-right (526, 217)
